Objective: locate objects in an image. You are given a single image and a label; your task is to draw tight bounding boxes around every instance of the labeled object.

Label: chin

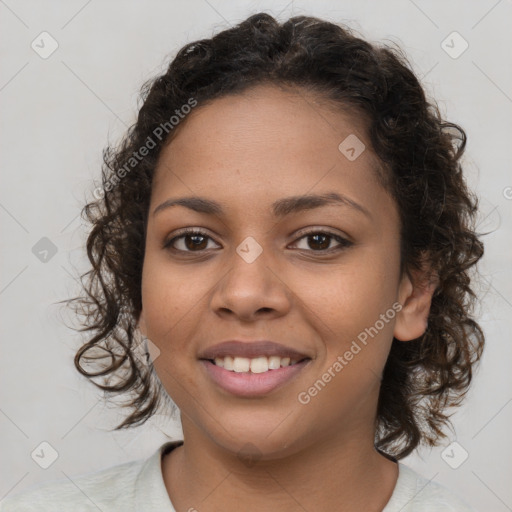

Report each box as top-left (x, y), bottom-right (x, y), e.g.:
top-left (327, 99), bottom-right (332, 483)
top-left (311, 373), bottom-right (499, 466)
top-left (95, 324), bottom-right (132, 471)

top-left (202, 414), bottom-right (309, 462)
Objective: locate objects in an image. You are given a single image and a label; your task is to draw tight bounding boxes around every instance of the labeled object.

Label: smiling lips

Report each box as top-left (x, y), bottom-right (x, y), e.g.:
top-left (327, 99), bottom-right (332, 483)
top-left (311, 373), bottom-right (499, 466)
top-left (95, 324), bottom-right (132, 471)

top-left (199, 340), bottom-right (310, 372)
top-left (199, 340), bottom-right (311, 396)
top-left (213, 355), bottom-right (300, 373)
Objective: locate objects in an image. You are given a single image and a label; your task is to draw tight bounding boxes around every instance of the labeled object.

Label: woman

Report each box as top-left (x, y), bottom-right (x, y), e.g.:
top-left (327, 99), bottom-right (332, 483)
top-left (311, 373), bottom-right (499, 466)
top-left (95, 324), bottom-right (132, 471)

top-left (2, 12), bottom-right (484, 511)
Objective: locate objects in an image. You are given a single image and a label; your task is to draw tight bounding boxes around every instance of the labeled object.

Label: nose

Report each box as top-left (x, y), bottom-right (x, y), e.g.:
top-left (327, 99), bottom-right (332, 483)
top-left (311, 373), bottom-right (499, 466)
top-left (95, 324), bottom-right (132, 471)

top-left (209, 241), bottom-right (292, 322)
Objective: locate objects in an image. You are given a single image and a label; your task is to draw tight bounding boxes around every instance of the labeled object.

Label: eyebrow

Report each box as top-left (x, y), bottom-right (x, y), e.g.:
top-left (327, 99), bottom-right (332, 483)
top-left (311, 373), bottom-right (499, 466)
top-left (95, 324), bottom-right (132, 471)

top-left (152, 192), bottom-right (372, 219)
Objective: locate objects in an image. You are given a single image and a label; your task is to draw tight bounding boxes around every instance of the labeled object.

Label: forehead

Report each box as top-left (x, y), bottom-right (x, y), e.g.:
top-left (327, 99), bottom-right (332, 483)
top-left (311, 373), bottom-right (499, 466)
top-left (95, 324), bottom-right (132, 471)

top-left (151, 84), bottom-right (387, 215)
top-left (158, 84), bottom-right (368, 162)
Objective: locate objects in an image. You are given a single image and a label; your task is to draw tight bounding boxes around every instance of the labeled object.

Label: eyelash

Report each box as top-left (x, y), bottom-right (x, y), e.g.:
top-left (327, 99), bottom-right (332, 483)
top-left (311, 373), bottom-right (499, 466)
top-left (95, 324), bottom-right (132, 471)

top-left (163, 228), bottom-right (353, 255)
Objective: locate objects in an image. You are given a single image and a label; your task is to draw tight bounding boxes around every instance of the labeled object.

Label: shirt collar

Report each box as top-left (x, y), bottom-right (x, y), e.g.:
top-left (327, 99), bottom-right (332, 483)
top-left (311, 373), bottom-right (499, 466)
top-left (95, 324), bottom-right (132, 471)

top-left (135, 440), bottom-right (184, 511)
top-left (134, 441), bottom-right (415, 511)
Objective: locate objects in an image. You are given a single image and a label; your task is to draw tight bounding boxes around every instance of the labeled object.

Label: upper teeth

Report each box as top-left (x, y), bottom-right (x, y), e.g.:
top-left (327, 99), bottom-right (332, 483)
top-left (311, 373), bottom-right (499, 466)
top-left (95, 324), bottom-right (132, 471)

top-left (213, 356), bottom-right (300, 373)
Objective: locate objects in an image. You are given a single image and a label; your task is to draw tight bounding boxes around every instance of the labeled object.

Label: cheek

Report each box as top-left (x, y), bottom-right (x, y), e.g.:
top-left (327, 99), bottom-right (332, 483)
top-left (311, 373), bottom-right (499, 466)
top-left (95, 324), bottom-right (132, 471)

top-left (303, 255), bottom-right (400, 378)
top-left (306, 254), bottom-right (399, 325)
top-left (141, 259), bottom-right (202, 400)
top-left (140, 254), bottom-right (213, 338)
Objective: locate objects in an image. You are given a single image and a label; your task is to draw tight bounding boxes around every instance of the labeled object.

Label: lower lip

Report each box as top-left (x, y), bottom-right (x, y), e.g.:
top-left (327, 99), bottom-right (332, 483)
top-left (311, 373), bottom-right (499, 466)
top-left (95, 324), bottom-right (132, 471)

top-left (200, 359), bottom-right (310, 397)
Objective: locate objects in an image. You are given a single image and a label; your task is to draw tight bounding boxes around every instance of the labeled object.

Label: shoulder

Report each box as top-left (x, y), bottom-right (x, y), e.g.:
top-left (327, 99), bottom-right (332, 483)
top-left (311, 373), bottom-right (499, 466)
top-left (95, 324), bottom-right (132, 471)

top-left (0, 441), bottom-right (181, 512)
top-left (0, 458), bottom-right (144, 512)
top-left (383, 463), bottom-right (477, 512)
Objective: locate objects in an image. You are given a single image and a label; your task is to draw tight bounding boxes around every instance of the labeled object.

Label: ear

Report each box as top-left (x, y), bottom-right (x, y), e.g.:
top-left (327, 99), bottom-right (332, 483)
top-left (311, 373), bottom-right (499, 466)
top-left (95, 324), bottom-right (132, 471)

top-left (137, 309), bottom-right (148, 338)
top-left (393, 260), bottom-right (438, 342)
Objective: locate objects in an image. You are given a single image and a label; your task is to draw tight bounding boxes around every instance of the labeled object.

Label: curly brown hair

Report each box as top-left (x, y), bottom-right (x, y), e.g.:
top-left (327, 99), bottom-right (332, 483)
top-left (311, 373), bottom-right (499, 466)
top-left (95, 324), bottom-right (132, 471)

top-left (62, 12), bottom-right (484, 459)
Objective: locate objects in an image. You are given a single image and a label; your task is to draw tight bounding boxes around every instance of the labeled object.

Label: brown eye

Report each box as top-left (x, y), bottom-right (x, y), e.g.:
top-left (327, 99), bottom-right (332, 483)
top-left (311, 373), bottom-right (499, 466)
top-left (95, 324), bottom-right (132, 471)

top-left (163, 229), bottom-right (218, 252)
top-left (305, 233), bottom-right (331, 251)
top-left (182, 233), bottom-right (209, 251)
top-left (291, 230), bottom-right (353, 253)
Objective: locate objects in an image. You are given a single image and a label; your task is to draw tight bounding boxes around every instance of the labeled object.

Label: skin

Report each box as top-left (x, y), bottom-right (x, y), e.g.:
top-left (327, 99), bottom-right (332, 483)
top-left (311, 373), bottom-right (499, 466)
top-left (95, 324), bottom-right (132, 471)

top-left (138, 84), bottom-right (435, 512)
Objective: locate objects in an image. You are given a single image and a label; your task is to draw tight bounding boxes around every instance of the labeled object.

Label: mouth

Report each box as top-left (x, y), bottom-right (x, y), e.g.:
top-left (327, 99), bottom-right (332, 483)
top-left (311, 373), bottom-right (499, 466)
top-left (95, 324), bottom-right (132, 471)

top-left (200, 356), bottom-right (311, 398)
top-left (198, 340), bottom-right (312, 397)
top-left (205, 354), bottom-right (309, 373)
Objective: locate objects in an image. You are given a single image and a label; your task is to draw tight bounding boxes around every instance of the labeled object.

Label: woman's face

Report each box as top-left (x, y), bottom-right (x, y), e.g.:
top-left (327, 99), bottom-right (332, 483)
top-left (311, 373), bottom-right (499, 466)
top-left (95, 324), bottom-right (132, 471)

top-left (139, 84), bottom-right (418, 459)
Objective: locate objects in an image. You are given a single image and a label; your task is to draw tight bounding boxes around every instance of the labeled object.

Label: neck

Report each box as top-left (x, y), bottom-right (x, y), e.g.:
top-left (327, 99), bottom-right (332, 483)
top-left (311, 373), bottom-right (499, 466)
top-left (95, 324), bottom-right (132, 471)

top-left (161, 420), bottom-right (398, 512)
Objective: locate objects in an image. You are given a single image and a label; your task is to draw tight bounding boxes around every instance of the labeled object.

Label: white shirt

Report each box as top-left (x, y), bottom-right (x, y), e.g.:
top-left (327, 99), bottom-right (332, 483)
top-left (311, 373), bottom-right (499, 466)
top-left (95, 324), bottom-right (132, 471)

top-left (0, 441), bottom-right (476, 511)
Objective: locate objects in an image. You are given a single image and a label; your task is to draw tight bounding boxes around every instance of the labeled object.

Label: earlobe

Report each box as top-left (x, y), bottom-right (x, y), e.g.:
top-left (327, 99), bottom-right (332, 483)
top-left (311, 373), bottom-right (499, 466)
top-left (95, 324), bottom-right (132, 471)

top-left (393, 266), bottom-right (438, 342)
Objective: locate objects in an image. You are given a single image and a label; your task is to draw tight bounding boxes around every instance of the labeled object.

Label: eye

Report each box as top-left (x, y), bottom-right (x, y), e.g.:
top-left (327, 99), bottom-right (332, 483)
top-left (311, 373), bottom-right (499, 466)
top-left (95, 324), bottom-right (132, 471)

top-left (163, 229), bottom-right (219, 253)
top-left (163, 228), bottom-right (352, 255)
top-left (290, 229), bottom-right (353, 253)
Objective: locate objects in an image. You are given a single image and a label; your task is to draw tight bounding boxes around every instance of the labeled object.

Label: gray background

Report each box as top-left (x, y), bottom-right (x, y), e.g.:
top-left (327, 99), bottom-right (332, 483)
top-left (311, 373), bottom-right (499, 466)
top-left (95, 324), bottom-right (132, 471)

top-left (1, 0), bottom-right (511, 510)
